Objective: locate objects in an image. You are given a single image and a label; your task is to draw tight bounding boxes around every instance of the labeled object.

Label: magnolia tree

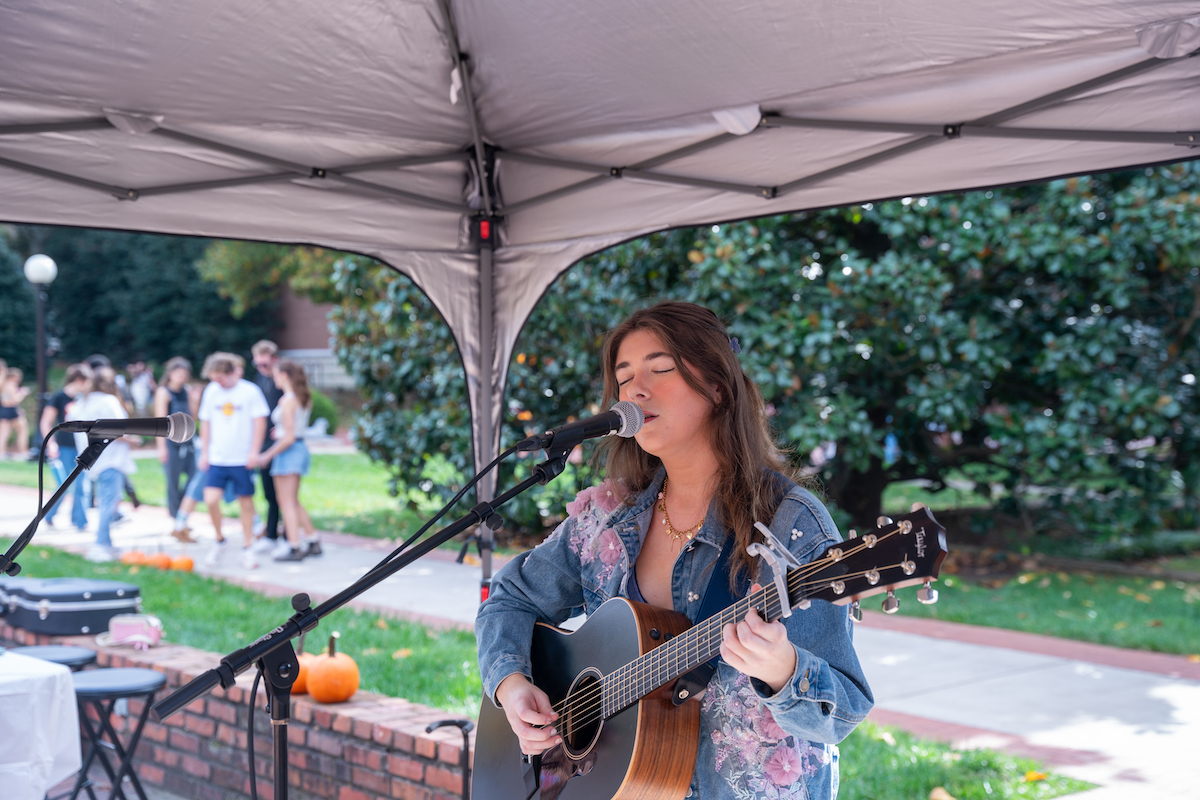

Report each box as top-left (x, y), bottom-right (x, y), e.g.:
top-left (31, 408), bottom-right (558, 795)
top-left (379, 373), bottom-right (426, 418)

top-left (201, 162), bottom-right (1200, 545)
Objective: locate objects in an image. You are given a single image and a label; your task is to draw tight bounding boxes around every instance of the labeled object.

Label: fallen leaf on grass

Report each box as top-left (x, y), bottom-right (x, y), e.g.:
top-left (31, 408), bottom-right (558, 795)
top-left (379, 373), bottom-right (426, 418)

top-left (392, 648), bottom-right (413, 659)
top-left (1024, 770), bottom-right (1048, 782)
top-left (1150, 580), bottom-right (1166, 591)
top-left (877, 730), bottom-right (896, 746)
top-left (462, 554), bottom-right (481, 566)
top-left (1135, 593), bottom-right (1152, 603)
top-left (929, 787), bottom-right (956, 800)
top-left (1145, 619), bottom-right (1162, 627)
top-left (1114, 621), bottom-right (1128, 630)
top-left (1016, 612), bottom-right (1029, 619)
top-left (375, 617), bottom-right (389, 630)
top-left (361, 647), bottom-right (380, 656)
top-left (1118, 585), bottom-right (1133, 595)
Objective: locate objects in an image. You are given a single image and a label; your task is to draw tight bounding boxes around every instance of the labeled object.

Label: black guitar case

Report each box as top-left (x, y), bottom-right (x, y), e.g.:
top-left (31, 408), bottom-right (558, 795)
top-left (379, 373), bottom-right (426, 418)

top-left (0, 576), bottom-right (141, 635)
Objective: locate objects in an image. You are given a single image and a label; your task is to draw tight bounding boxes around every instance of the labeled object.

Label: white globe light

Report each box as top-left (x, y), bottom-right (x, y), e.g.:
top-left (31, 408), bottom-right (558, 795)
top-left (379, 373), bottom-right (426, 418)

top-left (23, 254), bottom-right (58, 284)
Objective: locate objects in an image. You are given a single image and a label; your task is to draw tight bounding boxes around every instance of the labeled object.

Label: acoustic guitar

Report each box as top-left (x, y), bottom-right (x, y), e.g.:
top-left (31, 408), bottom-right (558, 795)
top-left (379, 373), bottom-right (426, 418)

top-left (474, 507), bottom-right (948, 800)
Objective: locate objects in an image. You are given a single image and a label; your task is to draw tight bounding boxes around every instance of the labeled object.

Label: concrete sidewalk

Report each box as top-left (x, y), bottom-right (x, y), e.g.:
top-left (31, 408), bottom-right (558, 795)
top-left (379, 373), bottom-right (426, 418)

top-left (3, 482), bottom-right (1198, 799)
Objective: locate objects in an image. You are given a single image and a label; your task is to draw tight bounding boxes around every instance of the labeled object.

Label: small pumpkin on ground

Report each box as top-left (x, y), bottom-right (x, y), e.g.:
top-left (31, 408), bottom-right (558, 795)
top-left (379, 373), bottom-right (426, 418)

top-left (120, 550), bottom-right (146, 565)
top-left (306, 631), bottom-right (359, 703)
top-left (170, 555), bottom-right (194, 572)
top-left (146, 552), bottom-right (172, 570)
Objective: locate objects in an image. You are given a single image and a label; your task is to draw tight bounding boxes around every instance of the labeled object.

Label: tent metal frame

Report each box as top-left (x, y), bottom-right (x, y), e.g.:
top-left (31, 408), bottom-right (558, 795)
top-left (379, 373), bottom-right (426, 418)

top-left (1, 39), bottom-right (1197, 594)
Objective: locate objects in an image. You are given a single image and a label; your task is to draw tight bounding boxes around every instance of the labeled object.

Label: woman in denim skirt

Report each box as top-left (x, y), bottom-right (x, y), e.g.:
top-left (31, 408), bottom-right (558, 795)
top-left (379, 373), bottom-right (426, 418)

top-left (476, 302), bottom-right (873, 800)
top-left (260, 360), bottom-right (321, 562)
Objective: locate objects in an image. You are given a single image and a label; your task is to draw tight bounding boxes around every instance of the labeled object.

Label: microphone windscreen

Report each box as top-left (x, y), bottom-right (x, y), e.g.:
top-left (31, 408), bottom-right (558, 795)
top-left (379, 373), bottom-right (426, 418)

top-left (610, 401), bottom-right (644, 438)
top-left (168, 412), bottom-right (197, 443)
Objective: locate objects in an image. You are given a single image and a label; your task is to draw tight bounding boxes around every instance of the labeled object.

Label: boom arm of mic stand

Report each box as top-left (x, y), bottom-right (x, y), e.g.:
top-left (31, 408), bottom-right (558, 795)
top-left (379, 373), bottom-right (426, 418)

top-left (152, 451), bottom-right (570, 721)
top-left (0, 437), bottom-right (112, 577)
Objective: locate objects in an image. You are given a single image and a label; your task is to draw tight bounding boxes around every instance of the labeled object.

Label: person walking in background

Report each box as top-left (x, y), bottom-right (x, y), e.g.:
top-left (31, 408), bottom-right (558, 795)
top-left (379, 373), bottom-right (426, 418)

top-left (39, 363), bottom-right (93, 529)
top-left (128, 359), bottom-right (156, 415)
top-left (0, 365), bottom-right (33, 461)
top-left (83, 353), bottom-right (141, 511)
top-left (155, 357), bottom-right (200, 542)
top-left (197, 352), bottom-right (269, 569)
top-left (73, 367), bottom-right (138, 562)
top-left (248, 340), bottom-right (286, 558)
top-left (258, 360), bottom-right (321, 561)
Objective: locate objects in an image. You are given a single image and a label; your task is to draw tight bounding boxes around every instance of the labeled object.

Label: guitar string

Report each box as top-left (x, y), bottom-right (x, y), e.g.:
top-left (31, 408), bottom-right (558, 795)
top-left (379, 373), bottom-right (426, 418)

top-left (547, 523), bottom-right (918, 728)
top-left (547, 523), bottom-right (915, 725)
top-left (554, 560), bottom-right (906, 733)
top-left (598, 525), bottom-right (910, 715)
top-left (598, 530), bottom-right (912, 719)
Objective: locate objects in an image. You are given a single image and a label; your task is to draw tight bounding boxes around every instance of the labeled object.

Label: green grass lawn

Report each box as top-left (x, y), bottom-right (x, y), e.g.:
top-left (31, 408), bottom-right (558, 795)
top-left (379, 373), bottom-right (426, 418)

top-left (0, 451), bottom-right (429, 539)
top-left (894, 570), bottom-right (1200, 655)
top-left (840, 721), bottom-right (1092, 800)
top-left (3, 540), bottom-right (481, 716)
top-left (3, 541), bottom-right (1090, 799)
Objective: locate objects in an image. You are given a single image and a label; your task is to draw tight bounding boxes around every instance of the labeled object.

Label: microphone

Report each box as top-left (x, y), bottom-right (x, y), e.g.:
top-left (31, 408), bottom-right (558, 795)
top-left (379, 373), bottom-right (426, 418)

top-left (60, 412), bottom-right (197, 444)
top-left (517, 401), bottom-right (644, 453)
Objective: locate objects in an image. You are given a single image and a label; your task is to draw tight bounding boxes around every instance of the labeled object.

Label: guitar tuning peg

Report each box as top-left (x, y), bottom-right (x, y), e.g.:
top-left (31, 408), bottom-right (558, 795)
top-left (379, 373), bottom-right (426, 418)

top-left (876, 516), bottom-right (893, 527)
top-left (881, 589), bottom-right (899, 614)
top-left (847, 529), bottom-right (858, 539)
top-left (849, 600), bottom-right (862, 622)
top-left (917, 580), bottom-right (939, 605)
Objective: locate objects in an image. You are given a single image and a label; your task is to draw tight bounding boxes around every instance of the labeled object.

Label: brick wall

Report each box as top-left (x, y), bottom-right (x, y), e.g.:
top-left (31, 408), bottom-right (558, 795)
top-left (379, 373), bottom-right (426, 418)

top-left (2, 622), bottom-right (475, 800)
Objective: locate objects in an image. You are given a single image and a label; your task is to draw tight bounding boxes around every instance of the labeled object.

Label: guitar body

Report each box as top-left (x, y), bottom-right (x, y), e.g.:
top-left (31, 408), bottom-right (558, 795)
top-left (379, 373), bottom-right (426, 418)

top-left (474, 598), bottom-right (699, 800)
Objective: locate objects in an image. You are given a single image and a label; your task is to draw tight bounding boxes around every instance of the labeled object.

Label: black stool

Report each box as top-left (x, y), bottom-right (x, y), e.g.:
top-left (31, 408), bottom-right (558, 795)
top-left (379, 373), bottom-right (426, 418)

top-left (68, 668), bottom-right (166, 800)
top-left (11, 645), bottom-right (98, 671)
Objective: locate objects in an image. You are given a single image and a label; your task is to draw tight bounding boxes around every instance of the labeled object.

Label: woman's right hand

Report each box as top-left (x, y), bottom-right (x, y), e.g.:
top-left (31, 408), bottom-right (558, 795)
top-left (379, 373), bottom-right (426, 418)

top-left (494, 674), bottom-right (561, 755)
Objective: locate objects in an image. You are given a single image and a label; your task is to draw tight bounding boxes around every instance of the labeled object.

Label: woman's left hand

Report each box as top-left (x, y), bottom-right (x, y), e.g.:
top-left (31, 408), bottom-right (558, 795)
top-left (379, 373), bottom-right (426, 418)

top-left (719, 585), bottom-right (797, 694)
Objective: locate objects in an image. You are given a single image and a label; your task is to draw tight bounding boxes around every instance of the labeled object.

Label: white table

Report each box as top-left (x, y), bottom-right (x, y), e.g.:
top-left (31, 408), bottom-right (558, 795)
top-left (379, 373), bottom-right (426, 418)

top-left (0, 650), bottom-right (82, 800)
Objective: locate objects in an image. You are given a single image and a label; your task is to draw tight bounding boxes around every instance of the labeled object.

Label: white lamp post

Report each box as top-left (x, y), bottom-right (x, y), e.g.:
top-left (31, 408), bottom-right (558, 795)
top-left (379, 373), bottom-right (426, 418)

top-left (23, 255), bottom-right (57, 436)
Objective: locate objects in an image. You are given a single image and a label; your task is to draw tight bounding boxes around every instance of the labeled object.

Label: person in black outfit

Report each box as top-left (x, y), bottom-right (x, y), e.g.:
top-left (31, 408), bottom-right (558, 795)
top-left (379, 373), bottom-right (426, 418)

top-left (39, 363), bottom-right (93, 528)
top-left (250, 340), bottom-right (286, 556)
top-left (155, 357), bottom-right (200, 541)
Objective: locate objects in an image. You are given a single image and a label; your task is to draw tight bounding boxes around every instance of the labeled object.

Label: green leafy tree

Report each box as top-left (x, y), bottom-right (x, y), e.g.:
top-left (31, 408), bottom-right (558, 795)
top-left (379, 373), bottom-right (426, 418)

top-left (11, 227), bottom-right (280, 367)
top-left (214, 163), bottom-right (1200, 547)
top-left (0, 231), bottom-right (36, 373)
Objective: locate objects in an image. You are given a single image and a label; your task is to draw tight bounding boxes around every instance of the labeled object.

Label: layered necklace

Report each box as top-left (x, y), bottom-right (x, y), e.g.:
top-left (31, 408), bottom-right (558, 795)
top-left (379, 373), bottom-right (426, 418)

top-left (657, 478), bottom-right (705, 542)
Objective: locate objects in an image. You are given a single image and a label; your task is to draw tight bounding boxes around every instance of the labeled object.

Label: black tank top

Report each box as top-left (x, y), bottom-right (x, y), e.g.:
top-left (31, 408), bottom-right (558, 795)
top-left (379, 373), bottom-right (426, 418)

top-left (167, 385), bottom-right (190, 417)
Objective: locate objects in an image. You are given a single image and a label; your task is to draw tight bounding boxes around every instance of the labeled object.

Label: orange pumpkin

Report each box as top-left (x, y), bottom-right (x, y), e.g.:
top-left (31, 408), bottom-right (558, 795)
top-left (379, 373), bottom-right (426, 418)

top-left (170, 555), bottom-right (194, 572)
top-left (120, 550), bottom-right (146, 565)
top-left (291, 632), bottom-right (315, 695)
top-left (306, 632), bottom-right (359, 703)
top-left (146, 552), bottom-right (172, 570)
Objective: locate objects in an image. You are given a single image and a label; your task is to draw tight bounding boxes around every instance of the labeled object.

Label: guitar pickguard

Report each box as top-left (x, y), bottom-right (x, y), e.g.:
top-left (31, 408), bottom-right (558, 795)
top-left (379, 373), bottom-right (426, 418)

top-left (535, 742), bottom-right (598, 800)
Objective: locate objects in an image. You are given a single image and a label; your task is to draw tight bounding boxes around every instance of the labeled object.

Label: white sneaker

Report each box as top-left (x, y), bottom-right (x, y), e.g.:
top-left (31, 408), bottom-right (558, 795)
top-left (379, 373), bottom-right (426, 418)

top-left (252, 514), bottom-right (264, 536)
top-left (203, 539), bottom-right (228, 567)
top-left (240, 548), bottom-right (259, 570)
top-left (251, 536), bottom-right (275, 554)
top-left (84, 544), bottom-right (116, 563)
top-left (270, 539), bottom-right (293, 560)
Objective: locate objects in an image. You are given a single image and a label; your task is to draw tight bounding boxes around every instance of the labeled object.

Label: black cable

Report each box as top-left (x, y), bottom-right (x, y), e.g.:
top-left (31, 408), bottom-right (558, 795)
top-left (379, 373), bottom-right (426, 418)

top-left (248, 667), bottom-right (262, 800)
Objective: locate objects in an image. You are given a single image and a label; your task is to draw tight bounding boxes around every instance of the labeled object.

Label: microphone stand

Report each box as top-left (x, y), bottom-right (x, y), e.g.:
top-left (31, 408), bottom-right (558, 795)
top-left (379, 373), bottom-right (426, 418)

top-left (0, 436), bottom-right (114, 578)
top-left (152, 448), bottom-right (574, 800)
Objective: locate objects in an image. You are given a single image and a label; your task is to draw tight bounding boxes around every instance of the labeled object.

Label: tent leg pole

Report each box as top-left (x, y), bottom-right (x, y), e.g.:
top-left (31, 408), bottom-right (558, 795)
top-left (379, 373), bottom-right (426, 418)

top-left (477, 240), bottom-right (495, 601)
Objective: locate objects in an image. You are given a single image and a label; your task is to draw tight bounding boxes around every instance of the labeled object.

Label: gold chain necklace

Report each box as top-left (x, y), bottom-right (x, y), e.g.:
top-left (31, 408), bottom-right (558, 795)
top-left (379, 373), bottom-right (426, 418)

top-left (657, 478), bottom-right (704, 542)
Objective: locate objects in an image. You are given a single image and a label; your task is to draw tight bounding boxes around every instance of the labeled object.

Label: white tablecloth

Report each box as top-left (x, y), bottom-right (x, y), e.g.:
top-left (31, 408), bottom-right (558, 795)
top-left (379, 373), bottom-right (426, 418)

top-left (0, 651), bottom-right (81, 800)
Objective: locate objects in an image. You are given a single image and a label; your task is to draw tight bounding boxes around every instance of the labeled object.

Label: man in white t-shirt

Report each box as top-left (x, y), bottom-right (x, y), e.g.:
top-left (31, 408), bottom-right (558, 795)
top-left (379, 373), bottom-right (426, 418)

top-left (197, 352), bottom-right (269, 569)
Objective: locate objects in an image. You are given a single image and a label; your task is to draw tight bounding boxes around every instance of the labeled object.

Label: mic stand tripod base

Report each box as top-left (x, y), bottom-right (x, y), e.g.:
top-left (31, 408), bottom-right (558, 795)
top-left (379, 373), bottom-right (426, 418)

top-left (259, 641), bottom-right (300, 800)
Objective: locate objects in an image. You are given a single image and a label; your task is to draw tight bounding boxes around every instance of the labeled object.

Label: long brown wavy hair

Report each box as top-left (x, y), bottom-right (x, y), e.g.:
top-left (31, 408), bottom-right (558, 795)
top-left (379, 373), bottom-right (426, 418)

top-left (276, 360), bottom-right (312, 410)
top-left (597, 301), bottom-right (796, 589)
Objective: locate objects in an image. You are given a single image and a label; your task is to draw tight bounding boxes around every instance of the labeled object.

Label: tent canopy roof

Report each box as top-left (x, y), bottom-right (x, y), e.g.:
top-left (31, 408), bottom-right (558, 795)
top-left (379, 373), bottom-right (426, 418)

top-left (2, 0), bottom-right (1199, 483)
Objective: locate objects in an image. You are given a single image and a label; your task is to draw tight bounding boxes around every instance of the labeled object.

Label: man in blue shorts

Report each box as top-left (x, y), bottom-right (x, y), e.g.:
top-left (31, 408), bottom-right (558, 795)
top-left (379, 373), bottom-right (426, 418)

top-left (197, 352), bottom-right (269, 569)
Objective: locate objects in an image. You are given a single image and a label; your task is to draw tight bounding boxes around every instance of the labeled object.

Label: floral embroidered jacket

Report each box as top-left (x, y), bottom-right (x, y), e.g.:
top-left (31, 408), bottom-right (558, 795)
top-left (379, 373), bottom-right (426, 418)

top-left (476, 469), bottom-right (874, 800)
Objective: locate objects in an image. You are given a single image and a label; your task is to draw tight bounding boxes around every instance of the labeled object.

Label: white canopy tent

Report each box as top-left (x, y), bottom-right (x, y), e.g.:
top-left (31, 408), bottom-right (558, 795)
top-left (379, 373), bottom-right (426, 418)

top-left (1, 1), bottom-right (1198, 583)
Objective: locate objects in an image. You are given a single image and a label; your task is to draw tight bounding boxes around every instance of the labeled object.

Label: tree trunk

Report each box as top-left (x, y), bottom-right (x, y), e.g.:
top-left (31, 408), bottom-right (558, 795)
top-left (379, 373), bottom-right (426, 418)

top-left (827, 455), bottom-right (890, 533)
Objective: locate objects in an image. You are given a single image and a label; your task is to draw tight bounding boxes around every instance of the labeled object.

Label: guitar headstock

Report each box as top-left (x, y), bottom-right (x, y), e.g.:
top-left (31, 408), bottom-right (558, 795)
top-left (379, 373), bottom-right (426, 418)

top-left (798, 507), bottom-right (948, 615)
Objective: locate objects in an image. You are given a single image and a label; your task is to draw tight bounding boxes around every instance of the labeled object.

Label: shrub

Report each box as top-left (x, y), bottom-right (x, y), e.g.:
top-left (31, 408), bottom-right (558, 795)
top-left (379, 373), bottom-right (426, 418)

top-left (310, 389), bottom-right (339, 434)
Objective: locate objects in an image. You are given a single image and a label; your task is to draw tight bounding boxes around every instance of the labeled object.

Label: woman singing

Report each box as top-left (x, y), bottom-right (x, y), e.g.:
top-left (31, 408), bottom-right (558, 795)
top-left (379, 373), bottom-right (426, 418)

top-left (476, 301), bottom-right (873, 800)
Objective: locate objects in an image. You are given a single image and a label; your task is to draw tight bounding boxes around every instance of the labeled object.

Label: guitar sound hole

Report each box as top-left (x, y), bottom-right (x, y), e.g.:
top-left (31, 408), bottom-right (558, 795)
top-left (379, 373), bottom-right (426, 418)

top-left (561, 671), bottom-right (604, 758)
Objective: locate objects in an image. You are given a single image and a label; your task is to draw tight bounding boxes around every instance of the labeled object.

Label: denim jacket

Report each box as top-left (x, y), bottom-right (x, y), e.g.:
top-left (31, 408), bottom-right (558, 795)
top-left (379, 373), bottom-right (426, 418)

top-left (476, 470), bottom-right (874, 800)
